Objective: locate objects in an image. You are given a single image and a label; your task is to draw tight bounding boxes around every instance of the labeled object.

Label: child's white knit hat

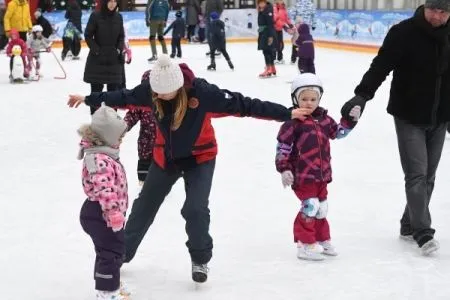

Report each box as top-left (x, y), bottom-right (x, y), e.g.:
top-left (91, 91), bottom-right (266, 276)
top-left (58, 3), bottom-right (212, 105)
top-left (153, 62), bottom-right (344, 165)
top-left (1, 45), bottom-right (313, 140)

top-left (150, 54), bottom-right (184, 94)
top-left (91, 104), bottom-right (127, 147)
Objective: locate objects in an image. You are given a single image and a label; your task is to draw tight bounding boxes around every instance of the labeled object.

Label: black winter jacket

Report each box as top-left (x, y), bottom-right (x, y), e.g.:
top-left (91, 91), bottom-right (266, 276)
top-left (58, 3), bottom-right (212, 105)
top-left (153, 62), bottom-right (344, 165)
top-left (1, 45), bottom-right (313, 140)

top-left (65, 1), bottom-right (82, 32)
top-left (257, 2), bottom-right (275, 51)
top-left (209, 19), bottom-right (226, 49)
top-left (355, 5), bottom-right (450, 125)
top-left (163, 17), bottom-right (185, 38)
top-left (83, 5), bottom-right (124, 85)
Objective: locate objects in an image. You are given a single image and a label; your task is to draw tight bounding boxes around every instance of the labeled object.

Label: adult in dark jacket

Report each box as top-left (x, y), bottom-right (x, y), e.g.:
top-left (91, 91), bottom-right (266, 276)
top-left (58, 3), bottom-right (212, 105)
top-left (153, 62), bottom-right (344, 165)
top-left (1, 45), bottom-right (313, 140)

top-left (146, 0), bottom-right (169, 61)
top-left (186, 0), bottom-right (200, 41)
top-left (0, 0), bottom-right (7, 50)
top-left (83, 0), bottom-right (124, 115)
top-left (33, 9), bottom-right (53, 38)
top-left (204, 0), bottom-right (223, 41)
top-left (207, 11), bottom-right (233, 71)
top-left (257, 0), bottom-right (276, 77)
top-left (65, 0), bottom-right (82, 32)
top-left (341, 1), bottom-right (450, 256)
top-left (68, 55), bottom-right (308, 284)
top-left (295, 23), bottom-right (315, 73)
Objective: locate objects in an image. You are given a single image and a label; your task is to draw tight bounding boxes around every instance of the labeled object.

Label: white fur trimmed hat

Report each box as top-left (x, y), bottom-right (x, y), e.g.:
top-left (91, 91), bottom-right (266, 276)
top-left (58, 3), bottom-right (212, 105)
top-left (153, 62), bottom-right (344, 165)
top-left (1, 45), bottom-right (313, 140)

top-left (150, 54), bottom-right (184, 94)
top-left (91, 104), bottom-right (127, 147)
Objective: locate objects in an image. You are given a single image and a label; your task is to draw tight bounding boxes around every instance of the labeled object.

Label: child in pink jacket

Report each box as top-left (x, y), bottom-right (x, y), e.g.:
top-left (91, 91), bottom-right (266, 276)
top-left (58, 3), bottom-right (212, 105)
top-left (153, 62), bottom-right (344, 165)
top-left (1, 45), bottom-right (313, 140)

top-left (77, 104), bottom-right (130, 300)
top-left (273, 0), bottom-right (292, 64)
top-left (275, 73), bottom-right (361, 261)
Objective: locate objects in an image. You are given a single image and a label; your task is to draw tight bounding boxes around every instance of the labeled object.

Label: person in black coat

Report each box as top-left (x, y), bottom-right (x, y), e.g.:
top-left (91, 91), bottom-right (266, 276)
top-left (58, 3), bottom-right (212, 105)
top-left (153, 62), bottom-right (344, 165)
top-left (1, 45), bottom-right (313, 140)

top-left (33, 9), bottom-right (53, 38)
top-left (83, 0), bottom-right (125, 115)
top-left (163, 10), bottom-right (185, 58)
top-left (65, 0), bottom-right (82, 33)
top-left (257, 0), bottom-right (276, 78)
top-left (206, 11), bottom-right (233, 71)
top-left (340, 2), bottom-right (450, 256)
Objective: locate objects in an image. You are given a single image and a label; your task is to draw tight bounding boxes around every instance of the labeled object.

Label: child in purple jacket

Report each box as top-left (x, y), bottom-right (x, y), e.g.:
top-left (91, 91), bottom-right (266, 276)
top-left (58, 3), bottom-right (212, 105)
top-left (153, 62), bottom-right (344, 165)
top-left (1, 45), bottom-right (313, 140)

top-left (124, 70), bottom-right (157, 186)
top-left (77, 104), bottom-right (130, 299)
top-left (275, 73), bottom-right (360, 261)
top-left (295, 23), bottom-right (315, 74)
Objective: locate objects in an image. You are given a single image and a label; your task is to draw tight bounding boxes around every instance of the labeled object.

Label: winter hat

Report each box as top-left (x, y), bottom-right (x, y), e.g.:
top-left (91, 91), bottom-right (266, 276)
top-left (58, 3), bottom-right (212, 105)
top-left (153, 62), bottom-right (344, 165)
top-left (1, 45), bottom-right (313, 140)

top-left (210, 11), bottom-right (219, 20)
top-left (91, 104), bottom-right (128, 147)
top-left (34, 9), bottom-right (42, 18)
top-left (290, 73), bottom-right (323, 106)
top-left (425, 0), bottom-right (450, 12)
top-left (175, 10), bottom-right (182, 17)
top-left (150, 54), bottom-right (184, 94)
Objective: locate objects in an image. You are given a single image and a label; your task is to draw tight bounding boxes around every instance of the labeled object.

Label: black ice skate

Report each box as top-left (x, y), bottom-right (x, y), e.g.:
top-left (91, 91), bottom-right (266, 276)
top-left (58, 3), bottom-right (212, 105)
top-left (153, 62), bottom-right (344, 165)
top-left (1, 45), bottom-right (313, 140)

top-left (207, 63), bottom-right (216, 71)
top-left (192, 262), bottom-right (209, 283)
top-left (170, 53), bottom-right (175, 58)
top-left (227, 60), bottom-right (234, 70)
top-left (147, 55), bottom-right (158, 62)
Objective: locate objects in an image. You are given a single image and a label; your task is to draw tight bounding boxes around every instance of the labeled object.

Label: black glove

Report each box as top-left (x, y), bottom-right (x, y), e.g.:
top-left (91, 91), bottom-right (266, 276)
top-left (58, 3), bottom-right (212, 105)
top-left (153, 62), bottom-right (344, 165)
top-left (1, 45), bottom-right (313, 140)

top-left (341, 95), bottom-right (367, 123)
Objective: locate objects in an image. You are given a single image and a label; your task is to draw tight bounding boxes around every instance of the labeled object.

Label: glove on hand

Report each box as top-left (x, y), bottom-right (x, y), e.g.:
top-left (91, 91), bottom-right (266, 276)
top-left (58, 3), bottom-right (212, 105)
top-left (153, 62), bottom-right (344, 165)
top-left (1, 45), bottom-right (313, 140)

top-left (109, 211), bottom-right (125, 232)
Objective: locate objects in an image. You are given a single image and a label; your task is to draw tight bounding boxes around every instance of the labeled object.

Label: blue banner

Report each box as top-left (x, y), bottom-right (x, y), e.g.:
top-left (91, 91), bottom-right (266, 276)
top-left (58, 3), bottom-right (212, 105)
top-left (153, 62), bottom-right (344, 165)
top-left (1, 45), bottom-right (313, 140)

top-left (44, 9), bottom-right (413, 46)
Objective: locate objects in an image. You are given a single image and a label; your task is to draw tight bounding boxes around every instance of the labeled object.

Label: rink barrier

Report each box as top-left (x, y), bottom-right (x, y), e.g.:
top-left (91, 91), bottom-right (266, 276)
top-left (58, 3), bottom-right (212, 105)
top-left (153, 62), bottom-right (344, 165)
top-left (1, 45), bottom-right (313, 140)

top-left (49, 38), bottom-right (380, 54)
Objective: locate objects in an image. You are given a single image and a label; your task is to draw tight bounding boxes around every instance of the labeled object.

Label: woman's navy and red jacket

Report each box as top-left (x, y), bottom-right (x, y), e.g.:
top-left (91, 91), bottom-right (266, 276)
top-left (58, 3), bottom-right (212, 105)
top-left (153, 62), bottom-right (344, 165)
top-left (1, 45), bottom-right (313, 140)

top-left (85, 65), bottom-right (292, 171)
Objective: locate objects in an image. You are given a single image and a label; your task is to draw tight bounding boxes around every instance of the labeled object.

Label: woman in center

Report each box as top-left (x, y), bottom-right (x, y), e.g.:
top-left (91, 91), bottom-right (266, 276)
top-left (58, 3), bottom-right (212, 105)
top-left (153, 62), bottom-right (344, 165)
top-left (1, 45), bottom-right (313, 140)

top-left (68, 54), bottom-right (310, 284)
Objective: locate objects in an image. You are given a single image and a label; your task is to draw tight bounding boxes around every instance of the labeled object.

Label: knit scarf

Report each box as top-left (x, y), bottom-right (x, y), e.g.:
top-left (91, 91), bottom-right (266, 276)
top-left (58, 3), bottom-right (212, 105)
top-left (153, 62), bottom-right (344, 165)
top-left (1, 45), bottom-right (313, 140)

top-left (77, 139), bottom-right (120, 174)
top-left (414, 5), bottom-right (450, 74)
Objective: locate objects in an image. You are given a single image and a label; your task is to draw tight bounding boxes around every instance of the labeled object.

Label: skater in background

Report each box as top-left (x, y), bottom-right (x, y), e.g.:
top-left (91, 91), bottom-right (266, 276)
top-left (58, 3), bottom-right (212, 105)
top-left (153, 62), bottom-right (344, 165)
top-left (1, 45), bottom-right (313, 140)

top-left (124, 71), bottom-right (157, 186)
top-left (84, 0), bottom-right (125, 115)
top-left (288, 16), bottom-right (301, 64)
top-left (185, 0), bottom-right (200, 42)
top-left (163, 10), bottom-right (185, 58)
top-left (61, 21), bottom-right (82, 60)
top-left (276, 73), bottom-right (361, 261)
top-left (257, 0), bottom-right (276, 77)
top-left (295, 23), bottom-right (315, 73)
top-left (197, 14), bottom-right (206, 42)
top-left (65, 0), bottom-right (82, 33)
top-left (340, 1), bottom-right (450, 256)
top-left (6, 28), bottom-right (29, 77)
top-left (3, 0), bottom-right (32, 41)
top-left (27, 25), bottom-right (51, 77)
top-left (290, 0), bottom-right (316, 30)
top-left (0, 0), bottom-right (7, 51)
top-left (33, 9), bottom-right (53, 38)
top-left (77, 104), bottom-right (130, 300)
top-left (68, 54), bottom-right (310, 284)
top-left (207, 11), bottom-right (233, 71)
top-left (273, 0), bottom-right (291, 64)
top-left (145, 0), bottom-right (169, 62)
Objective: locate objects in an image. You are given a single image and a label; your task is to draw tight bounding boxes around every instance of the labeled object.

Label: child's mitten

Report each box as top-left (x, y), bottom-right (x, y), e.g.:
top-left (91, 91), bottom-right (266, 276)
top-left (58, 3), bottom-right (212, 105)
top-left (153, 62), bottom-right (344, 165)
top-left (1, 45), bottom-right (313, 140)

top-left (281, 170), bottom-right (294, 188)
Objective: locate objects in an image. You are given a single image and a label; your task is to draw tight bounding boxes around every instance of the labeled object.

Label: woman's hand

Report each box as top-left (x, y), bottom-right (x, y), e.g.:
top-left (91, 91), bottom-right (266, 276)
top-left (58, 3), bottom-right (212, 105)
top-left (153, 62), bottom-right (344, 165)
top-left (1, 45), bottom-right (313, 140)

top-left (291, 107), bottom-right (313, 121)
top-left (67, 95), bottom-right (86, 108)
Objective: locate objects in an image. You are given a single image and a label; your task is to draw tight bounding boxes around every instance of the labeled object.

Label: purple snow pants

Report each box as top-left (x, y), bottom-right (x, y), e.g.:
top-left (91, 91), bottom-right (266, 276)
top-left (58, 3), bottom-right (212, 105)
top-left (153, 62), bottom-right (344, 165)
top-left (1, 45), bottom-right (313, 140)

top-left (298, 57), bottom-right (315, 74)
top-left (80, 200), bottom-right (124, 291)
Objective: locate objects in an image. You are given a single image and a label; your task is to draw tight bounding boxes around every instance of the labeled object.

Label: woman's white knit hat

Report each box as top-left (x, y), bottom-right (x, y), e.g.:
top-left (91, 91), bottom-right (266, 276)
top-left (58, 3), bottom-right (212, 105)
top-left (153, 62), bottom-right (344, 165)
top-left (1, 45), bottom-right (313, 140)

top-left (150, 54), bottom-right (184, 94)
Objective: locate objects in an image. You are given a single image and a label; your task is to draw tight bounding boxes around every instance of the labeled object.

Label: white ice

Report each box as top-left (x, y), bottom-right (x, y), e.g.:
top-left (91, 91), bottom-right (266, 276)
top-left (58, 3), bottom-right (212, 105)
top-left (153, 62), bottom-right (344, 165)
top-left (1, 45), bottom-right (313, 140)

top-left (1, 42), bottom-right (449, 300)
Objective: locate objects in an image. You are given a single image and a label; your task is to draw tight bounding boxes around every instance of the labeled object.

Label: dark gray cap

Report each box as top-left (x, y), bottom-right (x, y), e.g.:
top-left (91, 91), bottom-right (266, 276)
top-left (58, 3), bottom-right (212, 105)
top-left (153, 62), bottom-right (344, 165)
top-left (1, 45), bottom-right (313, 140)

top-left (425, 0), bottom-right (450, 12)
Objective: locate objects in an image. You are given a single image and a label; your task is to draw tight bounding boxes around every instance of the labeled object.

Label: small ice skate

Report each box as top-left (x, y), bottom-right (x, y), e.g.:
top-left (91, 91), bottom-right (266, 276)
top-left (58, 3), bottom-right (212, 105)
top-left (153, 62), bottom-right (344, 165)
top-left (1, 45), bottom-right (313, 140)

top-left (296, 242), bottom-right (325, 261)
top-left (420, 238), bottom-right (439, 256)
top-left (192, 262), bottom-right (209, 283)
top-left (318, 240), bottom-right (338, 256)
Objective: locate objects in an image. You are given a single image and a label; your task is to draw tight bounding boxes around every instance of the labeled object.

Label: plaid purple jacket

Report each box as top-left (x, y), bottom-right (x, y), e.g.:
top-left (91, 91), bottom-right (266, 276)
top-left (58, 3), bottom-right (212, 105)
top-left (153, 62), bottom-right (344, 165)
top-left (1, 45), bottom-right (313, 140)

top-left (275, 107), bottom-right (352, 188)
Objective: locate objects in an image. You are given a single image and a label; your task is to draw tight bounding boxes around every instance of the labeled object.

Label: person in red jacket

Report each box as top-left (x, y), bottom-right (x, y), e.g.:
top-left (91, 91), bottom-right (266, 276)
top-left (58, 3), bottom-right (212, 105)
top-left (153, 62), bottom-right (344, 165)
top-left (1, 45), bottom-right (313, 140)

top-left (273, 0), bottom-right (292, 64)
top-left (68, 54), bottom-right (308, 284)
top-left (5, 28), bottom-right (29, 78)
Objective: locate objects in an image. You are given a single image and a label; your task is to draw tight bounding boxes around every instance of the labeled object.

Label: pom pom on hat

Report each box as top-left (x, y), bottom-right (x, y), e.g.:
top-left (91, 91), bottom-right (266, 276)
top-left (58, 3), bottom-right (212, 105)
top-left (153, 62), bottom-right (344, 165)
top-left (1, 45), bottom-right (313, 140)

top-left (210, 11), bottom-right (219, 20)
top-left (150, 54), bottom-right (184, 94)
